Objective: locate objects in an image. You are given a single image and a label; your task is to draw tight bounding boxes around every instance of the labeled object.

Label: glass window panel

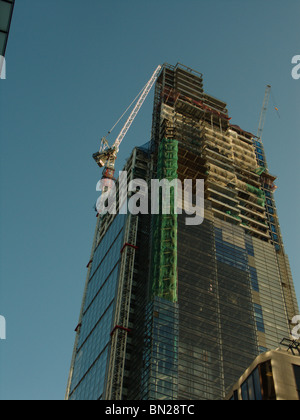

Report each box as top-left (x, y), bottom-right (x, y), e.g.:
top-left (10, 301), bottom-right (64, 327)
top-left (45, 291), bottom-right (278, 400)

top-left (0, 31), bottom-right (7, 55)
top-left (249, 267), bottom-right (259, 292)
top-left (0, 1), bottom-right (12, 32)
top-left (254, 304), bottom-right (265, 333)
top-left (247, 375), bottom-right (255, 400)
top-left (241, 382), bottom-right (248, 400)
top-left (260, 360), bottom-right (276, 400)
top-left (253, 368), bottom-right (262, 400)
top-left (293, 365), bottom-right (300, 399)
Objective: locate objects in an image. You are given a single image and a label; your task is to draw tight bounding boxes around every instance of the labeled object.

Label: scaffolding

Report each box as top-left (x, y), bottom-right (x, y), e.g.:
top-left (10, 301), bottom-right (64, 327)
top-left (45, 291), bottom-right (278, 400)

top-left (148, 63), bottom-right (271, 242)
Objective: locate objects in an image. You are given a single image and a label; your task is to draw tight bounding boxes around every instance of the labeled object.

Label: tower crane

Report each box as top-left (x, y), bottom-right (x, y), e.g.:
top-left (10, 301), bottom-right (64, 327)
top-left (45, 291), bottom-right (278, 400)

top-left (257, 84), bottom-right (271, 141)
top-left (93, 65), bottom-right (162, 189)
top-left (257, 84), bottom-right (280, 141)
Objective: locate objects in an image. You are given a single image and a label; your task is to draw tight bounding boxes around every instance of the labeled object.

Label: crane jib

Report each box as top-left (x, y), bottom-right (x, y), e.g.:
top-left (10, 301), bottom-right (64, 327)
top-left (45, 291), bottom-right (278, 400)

top-left (93, 65), bottom-right (162, 183)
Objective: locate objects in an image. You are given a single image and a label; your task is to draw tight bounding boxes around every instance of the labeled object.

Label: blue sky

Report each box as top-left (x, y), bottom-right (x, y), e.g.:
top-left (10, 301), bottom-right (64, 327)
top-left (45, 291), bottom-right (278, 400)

top-left (0, 0), bottom-right (299, 400)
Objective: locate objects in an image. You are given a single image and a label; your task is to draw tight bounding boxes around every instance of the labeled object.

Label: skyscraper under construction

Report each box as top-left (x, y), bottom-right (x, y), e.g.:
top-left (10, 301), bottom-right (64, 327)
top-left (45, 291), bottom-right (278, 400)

top-left (66, 63), bottom-right (299, 401)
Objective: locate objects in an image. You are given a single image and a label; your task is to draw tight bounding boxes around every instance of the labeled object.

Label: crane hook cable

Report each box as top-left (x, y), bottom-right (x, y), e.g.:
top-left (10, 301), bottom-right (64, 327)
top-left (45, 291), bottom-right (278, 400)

top-left (270, 89), bottom-right (280, 119)
top-left (107, 80), bottom-right (149, 137)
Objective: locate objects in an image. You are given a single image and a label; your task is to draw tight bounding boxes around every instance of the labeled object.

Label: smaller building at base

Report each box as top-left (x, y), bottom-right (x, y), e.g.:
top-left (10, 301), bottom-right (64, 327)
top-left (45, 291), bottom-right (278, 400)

top-left (225, 342), bottom-right (300, 400)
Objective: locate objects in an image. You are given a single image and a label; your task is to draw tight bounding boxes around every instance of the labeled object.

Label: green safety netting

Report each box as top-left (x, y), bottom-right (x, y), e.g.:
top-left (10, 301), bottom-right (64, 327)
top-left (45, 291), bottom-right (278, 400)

top-left (246, 184), bottom-right (265, 198)
top-left (256, 167), bottom-right (266, 176)
top-left (151, 139), bottom-right (178, 303)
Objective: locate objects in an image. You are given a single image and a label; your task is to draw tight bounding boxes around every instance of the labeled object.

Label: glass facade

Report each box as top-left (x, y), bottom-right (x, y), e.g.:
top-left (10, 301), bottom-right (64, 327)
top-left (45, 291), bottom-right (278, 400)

top-left (141, 298), bottom-right (179, 400)
top-left (177, 215), bottom-right (224, 400)
top-left (213, 220), bottom-right (259, 394)
top-left (68, 214), bottom-right (127, 400)
top-left (0, 0), bottom-right (15, 56)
